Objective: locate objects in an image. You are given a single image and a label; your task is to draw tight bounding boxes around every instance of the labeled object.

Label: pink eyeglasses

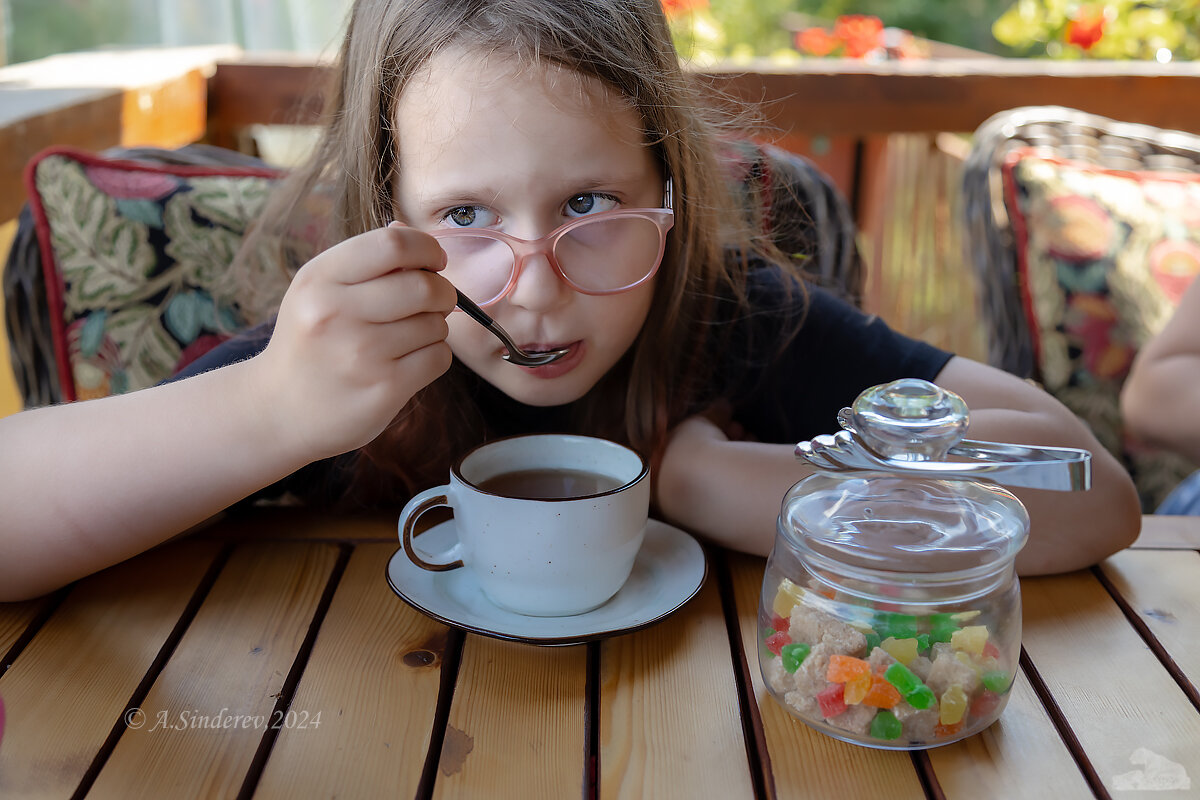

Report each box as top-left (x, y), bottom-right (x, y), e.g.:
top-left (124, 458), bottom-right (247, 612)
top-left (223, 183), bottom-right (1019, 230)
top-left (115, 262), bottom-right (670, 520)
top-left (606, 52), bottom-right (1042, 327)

top-left (430, 183), bottom-right (674, 307)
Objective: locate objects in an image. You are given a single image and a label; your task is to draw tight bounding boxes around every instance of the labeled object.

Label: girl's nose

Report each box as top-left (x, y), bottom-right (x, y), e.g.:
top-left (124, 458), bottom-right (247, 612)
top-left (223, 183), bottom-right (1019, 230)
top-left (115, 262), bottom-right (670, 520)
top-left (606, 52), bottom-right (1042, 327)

top-left (505, 250), bottom-right (569, 312)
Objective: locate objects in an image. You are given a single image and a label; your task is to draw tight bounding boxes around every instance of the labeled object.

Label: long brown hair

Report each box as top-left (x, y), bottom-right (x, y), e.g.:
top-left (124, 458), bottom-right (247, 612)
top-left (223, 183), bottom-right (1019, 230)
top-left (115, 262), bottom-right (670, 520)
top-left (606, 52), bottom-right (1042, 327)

top-left (249, 0), bottom-right (793, 507)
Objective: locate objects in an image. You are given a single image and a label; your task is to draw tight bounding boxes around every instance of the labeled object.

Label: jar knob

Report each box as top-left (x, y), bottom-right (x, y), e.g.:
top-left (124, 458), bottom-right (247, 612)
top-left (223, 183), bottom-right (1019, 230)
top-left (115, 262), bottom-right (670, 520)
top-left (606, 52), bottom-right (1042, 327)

top-left (844, 378), bottom-right (968, 461)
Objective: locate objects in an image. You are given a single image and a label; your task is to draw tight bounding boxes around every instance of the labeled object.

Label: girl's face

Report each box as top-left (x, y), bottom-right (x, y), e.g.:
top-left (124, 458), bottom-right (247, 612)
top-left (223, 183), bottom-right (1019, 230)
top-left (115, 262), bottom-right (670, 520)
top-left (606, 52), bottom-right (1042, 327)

top-left (393, 49), bottom-right (663, 407)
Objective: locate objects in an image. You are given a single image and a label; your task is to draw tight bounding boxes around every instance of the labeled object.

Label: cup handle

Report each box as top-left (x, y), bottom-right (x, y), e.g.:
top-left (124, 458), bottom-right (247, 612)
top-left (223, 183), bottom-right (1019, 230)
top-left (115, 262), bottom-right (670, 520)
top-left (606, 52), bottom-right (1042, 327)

top-left (399, 486), bottom-right (465, 571)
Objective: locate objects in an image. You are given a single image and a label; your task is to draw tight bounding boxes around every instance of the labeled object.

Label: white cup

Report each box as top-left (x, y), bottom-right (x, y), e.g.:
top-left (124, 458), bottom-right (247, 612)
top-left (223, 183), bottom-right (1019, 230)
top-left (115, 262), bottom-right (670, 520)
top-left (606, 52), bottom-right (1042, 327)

top-left (398, 434), bottom-right (650, 616)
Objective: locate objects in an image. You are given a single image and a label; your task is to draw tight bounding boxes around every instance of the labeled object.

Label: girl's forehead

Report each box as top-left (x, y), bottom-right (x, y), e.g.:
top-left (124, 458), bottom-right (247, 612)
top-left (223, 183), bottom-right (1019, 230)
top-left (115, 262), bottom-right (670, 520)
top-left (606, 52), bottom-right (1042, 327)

top-left (402, 46), bottom-right (635, 124)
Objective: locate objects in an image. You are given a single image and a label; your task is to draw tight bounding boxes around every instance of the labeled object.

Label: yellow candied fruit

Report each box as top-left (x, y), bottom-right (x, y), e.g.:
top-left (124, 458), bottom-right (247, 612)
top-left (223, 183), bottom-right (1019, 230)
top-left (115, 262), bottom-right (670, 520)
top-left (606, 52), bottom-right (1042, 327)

top-left (880, 636), bottom-right (919, 665)
top-left (844, 671), bottom-right (872, 705)
top-left (939, 684), bottom-right (968, 725)
top-left (950, 625), bottom-right (988, 655)
top-left (955, 651), bottom-right (982, 675)
top-left (772, 578), bottom-right (806, 619)
top-left (951, 610), bottom-right (981, 623)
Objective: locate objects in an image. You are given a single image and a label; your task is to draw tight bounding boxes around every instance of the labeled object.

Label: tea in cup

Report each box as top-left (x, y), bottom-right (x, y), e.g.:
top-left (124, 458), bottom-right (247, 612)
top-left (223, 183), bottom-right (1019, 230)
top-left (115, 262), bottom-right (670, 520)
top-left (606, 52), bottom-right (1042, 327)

top-left (398, 434), bottom-right (649, 616)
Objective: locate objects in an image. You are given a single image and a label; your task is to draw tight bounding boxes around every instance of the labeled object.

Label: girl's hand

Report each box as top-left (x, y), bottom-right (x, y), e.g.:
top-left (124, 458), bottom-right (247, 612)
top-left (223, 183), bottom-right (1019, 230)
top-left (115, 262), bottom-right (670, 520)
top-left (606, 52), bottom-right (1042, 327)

top-left (253, 223), bottom-right (457, 461)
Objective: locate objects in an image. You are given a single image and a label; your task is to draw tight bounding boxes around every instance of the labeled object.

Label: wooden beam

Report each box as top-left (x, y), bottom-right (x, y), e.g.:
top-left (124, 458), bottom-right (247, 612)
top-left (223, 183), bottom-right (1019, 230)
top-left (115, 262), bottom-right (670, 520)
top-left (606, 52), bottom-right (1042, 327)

top-left (0, 46), bottom-right (238, 223)
top-left (697, 59), bottom-right (1200, 136)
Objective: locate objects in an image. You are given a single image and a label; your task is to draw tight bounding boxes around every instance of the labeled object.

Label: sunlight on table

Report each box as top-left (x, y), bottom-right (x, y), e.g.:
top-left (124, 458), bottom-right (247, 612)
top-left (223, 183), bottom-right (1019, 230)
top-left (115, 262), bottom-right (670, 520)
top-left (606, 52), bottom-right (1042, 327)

top-left (0, 220), bottom-right (23, 419)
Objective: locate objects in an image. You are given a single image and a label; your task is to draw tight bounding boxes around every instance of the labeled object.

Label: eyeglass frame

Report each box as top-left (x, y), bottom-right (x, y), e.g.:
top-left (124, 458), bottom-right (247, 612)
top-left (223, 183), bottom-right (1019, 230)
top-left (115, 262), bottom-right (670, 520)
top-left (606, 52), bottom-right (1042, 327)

top-left (428, 179), bottom-right (675, 307)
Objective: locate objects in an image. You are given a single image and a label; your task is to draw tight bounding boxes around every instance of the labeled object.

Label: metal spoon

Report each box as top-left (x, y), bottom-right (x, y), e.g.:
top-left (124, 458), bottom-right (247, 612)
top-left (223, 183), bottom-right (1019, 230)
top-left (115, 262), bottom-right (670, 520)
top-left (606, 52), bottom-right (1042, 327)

top-left (454, 289), bottom-right (569, 367)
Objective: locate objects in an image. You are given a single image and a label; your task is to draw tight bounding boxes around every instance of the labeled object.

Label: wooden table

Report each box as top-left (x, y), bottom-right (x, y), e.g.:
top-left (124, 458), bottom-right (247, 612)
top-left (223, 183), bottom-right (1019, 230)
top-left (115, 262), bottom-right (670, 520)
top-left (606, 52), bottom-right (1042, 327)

top-left (1, 510), bottom-right (1197, 799)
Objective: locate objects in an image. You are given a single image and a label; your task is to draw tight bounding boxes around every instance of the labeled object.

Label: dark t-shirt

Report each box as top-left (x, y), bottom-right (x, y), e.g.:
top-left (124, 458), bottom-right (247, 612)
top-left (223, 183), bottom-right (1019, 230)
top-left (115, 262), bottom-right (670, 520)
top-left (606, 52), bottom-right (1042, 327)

top-left (172, 265), bottom-right (952, 501)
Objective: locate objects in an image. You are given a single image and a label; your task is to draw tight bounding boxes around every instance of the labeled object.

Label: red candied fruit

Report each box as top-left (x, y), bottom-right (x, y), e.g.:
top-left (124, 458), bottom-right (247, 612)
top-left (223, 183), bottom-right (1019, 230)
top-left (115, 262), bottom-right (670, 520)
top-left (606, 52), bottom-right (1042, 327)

top-left (817, 683), bottom-right (848, 718)
top-left (970, 690), bottom-right (1001, 720)
top-left (771, 614), bottom-right (790, 633)
top-left (765, 631), bottom-right (790, 656)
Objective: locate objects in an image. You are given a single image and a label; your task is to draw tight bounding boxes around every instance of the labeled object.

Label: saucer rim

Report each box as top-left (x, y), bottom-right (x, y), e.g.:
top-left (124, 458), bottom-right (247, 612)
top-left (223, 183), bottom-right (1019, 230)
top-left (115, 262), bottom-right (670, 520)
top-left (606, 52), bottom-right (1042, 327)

top-left (384, 519), bottom-right (708, 646)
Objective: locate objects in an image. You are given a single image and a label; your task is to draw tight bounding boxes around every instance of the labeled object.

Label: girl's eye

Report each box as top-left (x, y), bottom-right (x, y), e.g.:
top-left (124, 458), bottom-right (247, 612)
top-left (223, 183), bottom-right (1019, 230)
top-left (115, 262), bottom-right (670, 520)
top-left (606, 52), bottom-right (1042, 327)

top-left (565, 193), bottom-right (619, 218)
top-left (442, 205), bottom-right (498, 228)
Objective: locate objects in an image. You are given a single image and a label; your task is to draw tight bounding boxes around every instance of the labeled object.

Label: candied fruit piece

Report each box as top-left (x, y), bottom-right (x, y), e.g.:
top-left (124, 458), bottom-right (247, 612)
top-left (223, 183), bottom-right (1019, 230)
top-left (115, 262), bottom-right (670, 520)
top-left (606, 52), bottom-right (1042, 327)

top-left (771, 614), bottom-right (789, 633)
top-left (765, 631), bottom-right (790, 657)
top-left (982, 640), bottom-right (1002, 660)
top-left (982, 670), bottom-right (1011, 693)
top-left (781, 643), bottom-right (811, 674)
top-left (970, 690), bottom-right (1001, 720)
top-left (844, 671), bottom-right (872, 705)
top-left (884, 662), bottom-right (922, 695)
top-left (772, 578), bottom-right (806, 619)
top-left (906, 685), bottom-right (936, 710)
top-left (880, 637), bottom-right (919, 665)
top-left (934, 721), bottom-right (964, 738)
top-left (870, 710), bottom-right (903, 740)
top-left (817, 683), bottom-right (848, 718)
top-left (861, 675), bottom-right (902, 709)
top-left (827, 654), bottom-right (871, 683)
top-left (877, 612), bottom-right (917, 640)
top-left (951, 625), bottom-right (989, 655)
top-left (939, 684), bottom-right (968, 725)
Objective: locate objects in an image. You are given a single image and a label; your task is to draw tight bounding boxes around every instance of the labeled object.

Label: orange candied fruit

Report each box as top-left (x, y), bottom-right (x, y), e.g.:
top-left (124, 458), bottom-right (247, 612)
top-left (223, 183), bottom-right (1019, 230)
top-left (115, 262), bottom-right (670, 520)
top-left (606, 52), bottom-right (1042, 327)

top-left (826, 654), bottom-right (871, 683)
top-left (861, 675), bottom-right (902, 709)
top-left (935, 721), bottom-right (964, 738)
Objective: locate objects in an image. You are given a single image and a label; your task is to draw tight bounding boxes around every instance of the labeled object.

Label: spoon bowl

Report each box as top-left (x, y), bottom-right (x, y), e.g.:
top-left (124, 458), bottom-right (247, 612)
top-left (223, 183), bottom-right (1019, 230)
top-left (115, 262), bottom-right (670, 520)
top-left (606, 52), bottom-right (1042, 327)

top-left (454, 289), bottom-right (569, 367)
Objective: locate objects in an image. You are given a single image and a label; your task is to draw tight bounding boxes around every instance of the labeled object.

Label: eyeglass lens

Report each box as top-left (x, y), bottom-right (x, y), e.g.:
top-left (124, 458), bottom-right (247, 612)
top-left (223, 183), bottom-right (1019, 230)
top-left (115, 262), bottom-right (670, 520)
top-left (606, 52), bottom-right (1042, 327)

top-left (438, 215), bottom-right (664, 306)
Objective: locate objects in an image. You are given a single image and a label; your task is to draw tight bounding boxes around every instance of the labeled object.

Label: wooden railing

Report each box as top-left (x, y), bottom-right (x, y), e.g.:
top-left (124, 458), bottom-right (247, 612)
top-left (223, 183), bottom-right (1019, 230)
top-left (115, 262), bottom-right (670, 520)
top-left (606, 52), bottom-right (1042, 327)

top-left (3, 47), bottom-right (1200, 414)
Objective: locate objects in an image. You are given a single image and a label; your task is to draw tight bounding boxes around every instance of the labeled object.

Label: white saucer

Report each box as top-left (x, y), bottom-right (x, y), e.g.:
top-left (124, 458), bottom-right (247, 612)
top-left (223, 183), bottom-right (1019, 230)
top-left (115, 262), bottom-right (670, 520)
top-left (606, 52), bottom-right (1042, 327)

top-left (386, 519), bottom-right (707, 646)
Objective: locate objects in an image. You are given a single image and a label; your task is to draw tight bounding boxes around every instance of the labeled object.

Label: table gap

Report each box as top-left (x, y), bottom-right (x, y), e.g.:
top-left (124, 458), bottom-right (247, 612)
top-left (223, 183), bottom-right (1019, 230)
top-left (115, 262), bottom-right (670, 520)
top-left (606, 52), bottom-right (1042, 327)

top-left (714, 550), bottom-right (773, 800)
top-left (1018, 646), bottom-right (1112, 800)
top-left (68, 541), bottom-right (235, 800)
top-left (1090, 564), bottom-right (1200, 713)
top-left (585, 640), bottom-right (599, 800)
top-left (1, 585), bottom-right (71, 676)
top-left (414, 625), bottom-right (465, 800)
top-left (234, 542), bottom-right (354, 800)
top-left (909, 750), bottom-right (947, 800)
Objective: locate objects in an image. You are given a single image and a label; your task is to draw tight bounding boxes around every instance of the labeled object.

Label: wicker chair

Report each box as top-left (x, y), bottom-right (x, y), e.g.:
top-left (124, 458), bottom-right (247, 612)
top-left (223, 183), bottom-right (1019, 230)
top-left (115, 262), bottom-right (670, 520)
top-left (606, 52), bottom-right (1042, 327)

top-left (4, 141), bottom-right (864, 410)
top-left (963, 105), bottom-right (1200, 377)
top-left (961, 105), bottom-right (1200, 508)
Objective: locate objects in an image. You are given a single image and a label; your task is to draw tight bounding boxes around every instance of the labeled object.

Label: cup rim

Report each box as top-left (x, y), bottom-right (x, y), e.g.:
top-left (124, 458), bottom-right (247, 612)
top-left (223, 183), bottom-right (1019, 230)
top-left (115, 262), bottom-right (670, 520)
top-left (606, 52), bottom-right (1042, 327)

top-left (451, 433), bottom-right (649, 502)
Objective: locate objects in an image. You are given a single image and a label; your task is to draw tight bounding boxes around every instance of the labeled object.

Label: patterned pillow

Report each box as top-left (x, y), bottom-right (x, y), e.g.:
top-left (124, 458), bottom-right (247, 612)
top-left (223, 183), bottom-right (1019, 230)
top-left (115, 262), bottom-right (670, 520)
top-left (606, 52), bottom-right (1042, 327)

top-left (1002, 148), bottom-right (1200, 508)
top-left (24, 147), bottom-right (302, 402)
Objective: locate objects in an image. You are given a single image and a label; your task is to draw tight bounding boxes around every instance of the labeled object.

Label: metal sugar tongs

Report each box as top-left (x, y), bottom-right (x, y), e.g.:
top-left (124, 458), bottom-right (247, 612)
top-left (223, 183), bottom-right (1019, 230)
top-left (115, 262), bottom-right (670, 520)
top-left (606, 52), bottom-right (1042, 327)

top-left (795, 379), bottom-right (1092, 492)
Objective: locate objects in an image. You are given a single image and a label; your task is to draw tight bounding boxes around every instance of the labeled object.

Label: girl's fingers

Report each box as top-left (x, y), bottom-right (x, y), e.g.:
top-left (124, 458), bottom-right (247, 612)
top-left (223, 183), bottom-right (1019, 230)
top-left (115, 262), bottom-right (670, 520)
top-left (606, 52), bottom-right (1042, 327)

top-left (330, 224), bottom-right (446, 286)
top-left (343, 268), bottom-right (456, 324)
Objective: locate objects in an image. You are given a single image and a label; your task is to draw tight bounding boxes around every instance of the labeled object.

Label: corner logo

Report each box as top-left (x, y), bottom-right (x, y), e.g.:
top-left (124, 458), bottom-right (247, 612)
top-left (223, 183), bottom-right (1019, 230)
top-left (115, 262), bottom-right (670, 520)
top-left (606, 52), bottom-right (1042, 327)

top-left (1112, 748), bottom-right (1191, 792)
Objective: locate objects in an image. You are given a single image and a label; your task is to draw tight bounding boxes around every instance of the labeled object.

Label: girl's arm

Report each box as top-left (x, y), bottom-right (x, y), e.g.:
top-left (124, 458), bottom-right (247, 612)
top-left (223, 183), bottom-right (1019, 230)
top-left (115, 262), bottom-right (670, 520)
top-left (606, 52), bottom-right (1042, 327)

top-left (1121, 276), bottom-right (1200, 463)
top-left (655, 356), bottom-right (1141, 576)
top-left (0, 225), bottom-right (455, 602)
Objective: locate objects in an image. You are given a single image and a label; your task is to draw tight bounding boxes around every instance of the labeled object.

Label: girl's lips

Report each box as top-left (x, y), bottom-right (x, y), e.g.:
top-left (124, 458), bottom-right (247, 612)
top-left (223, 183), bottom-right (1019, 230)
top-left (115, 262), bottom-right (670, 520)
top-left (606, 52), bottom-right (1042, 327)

top-left (510, 340), bottom-right (585, 378)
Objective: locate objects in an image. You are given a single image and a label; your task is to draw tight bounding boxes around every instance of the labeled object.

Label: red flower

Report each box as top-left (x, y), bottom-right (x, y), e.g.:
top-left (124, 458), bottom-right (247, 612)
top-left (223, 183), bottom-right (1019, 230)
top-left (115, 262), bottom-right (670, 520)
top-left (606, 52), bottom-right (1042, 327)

top-left (1066, 7), bottom-right (1105, 50)
top-left (833, 15), bottom-right (884, 59)
top-left (661, 0), bottom-right (708, 19)
top-left (797, 27), bottom-right (839, 57)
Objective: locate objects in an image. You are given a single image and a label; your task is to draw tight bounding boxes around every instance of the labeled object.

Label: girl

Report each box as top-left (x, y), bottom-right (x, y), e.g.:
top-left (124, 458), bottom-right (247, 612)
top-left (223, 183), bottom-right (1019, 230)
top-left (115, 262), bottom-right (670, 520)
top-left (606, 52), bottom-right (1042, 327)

top-left (0, 0), bottom-right (1140, 602)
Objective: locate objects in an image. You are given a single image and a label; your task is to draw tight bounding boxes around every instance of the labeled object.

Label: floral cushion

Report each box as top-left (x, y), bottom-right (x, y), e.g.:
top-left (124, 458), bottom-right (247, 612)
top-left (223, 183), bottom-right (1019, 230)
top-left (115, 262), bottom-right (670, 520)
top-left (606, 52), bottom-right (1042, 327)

top-left (1002, 148), bottom-right (1200, 508)
top-left (24, 147), bottom-right (300, 402)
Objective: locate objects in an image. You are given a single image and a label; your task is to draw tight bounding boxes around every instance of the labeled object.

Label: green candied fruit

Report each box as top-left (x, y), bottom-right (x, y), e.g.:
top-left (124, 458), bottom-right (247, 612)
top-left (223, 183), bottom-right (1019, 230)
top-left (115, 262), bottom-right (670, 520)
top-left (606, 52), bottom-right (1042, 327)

top-left (781, 643), bottom-right (811, 673)
top-left (864, 632), bottom-right (882, 652)
top-left (982, 670), bottom-right (1011, 693)
top-left (916, 633), bottom-right (930, 652)
top-left (870, 710), bottom-right (903, 740)
top-left (927, 613), bottom-right (959, 644)
top-left (877, 612), bottom-right (917, 640)
top-left (906, 685), bottom-right (936, 710)
top-left (884, 662), bottom-right (922, 695)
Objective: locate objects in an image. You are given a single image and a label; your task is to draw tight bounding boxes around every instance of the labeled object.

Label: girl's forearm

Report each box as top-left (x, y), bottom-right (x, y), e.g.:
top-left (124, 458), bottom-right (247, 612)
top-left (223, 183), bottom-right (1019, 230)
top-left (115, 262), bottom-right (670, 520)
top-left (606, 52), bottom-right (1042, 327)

top-left (0, 359), bottom-right (310, 601)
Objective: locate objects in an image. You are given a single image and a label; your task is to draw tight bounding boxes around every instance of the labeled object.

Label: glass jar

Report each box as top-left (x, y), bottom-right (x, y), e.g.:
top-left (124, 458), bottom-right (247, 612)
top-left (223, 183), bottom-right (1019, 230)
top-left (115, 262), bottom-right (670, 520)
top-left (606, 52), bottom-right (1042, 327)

top-left (758, 379), bottom-right (1089, 750)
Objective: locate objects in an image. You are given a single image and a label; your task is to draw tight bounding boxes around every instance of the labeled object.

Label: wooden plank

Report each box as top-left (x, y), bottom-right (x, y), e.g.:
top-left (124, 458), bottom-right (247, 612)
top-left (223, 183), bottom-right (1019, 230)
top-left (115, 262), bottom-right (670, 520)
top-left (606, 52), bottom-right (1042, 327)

top-left (87, 540), bottom-right (338, 799)
top-left (254, 543), bottom-right (449, 798)
top-left (599, 577), bottom-right (755, 800)
top-left (433, 636), bottom-right (586, 799)
top-left (1099, 549), bottom-right (1200, 691)
top-left (727, 554), bottom-right (927, 799)
top-left (1021, 570), bottom-right (1200, 795)
top-left (0, 595), bottom-right (50, 659)
top-left (0, 539), bottom-right (220, 799)
top-left (925, 670), bottom-right (1094, 798)
top-left (198, 507), bottom-right (400, 543)
top-left (1131, 515), bottom-right (1200, 550)
top-left (0, 219), bottom-right (21, 418)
